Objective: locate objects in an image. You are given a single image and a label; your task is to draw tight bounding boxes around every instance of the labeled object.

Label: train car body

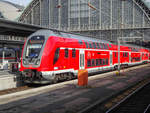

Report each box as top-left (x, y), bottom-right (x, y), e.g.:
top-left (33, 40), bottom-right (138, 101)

top-left (20, 30), bottom-right (150, 84)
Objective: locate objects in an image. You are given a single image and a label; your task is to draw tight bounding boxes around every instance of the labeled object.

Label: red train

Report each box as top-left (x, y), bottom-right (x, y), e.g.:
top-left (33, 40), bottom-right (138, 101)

top-left (20, 30), bottom-right (150, 84)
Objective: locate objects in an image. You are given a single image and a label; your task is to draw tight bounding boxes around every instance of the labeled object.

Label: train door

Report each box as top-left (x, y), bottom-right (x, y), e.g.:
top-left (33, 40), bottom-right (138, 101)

top-left (140, 52), bottom-right (142, 62)
top-left (79, 49), bottom-right (85, 70)
top-left (129, 52), bottom-right (131, 63)
top-left (110, 51), bottom-right (112, 66)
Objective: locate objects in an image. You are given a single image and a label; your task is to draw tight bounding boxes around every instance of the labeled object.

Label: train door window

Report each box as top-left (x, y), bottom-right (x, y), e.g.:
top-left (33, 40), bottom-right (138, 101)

top-left (96, 43), bottom-right (100, 49)
top-left (87, 59), bottom-right (91, 67)
top-left (53, 48), bottom-right (60, 64)
top-left (65, 48), bottom-right (68, 58)
top-left (115, 52), bottom-right (117, 57)
top-left (85, 42), bottom-right (88, 48)
top-left (93, 42), bottom-right (96, 49)
top-left (72, 49), bottom-right (76, 58)
top-left (92, 59), bottom-right (95, 66)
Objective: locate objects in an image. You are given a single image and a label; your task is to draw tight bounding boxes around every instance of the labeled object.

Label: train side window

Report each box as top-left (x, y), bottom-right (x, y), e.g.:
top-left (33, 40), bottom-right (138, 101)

top-left (106, 58), bottom-right (108, 65)
top-left (89, 42), bottom-right (92, 48)
top-left (103, 43), bottom-right (106, 49)
top-left (87, 59), bottom-right (91, 67)
top-left (72, 49), bottom-right (76, 58)
top-left (96, 59), bottom-right (99, 66)
top-left (105, 44), bottom-right (108, 49)
top-left (100, 43), bottom-right (103, 49)
top-left (53, 48), bottom-right (60, 64)
top-left (96, 43), bottom-right (100, 49)
top-left (99, 43), bottom-right (101, 49)
top-left (78, 40), bottom-right (83, 45)
top-left (103, 59), bottom-right (105, 65)
top-left (85, 42), bottom-right (88, 48)
top-left (93, 42), bottom-right (96, 49)
top-left (92, 59), bottom-right (95, 66)
top-left (100, 59), bottom-right (102, 65)
top-left (65, 48), bottom-right (68, 58)
top-left (98, 59), bottom-right (100, 66)
top-left (109, 44), bottom-right (112, 48)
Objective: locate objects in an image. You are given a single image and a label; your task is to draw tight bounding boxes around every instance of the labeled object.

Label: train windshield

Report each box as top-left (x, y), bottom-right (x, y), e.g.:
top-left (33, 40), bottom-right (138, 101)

top-left (25, 36), bottom-right (45, 58)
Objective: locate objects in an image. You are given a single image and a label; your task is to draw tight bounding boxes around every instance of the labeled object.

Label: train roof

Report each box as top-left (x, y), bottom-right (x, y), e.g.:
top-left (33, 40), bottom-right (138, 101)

top-left (33, 29), bottom-right (112, 44)
top-left (31, 29), bottom-right (149, 50)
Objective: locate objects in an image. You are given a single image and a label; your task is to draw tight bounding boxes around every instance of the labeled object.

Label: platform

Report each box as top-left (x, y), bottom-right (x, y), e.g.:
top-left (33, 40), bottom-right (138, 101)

top-left (0, 70), bottom-right (21, 91)
top-left (0, 64), bottom-right (150, 113)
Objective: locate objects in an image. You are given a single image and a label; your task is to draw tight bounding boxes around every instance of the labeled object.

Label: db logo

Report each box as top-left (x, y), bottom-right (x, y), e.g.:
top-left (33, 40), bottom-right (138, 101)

top-left (87, 52), bottom-right (91, 58)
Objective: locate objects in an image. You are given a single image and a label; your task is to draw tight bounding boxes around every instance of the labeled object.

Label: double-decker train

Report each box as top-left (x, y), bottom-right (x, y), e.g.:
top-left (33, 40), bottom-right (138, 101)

top-left (20, 29), bottom-right (150, 84)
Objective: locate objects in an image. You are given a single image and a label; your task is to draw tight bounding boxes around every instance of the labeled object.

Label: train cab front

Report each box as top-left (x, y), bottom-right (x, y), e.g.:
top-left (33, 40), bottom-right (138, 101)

top-left (20, 35), bottom-right (50, 84)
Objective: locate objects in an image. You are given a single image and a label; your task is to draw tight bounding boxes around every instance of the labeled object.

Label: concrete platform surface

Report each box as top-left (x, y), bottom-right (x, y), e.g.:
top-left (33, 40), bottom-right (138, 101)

top-left (0, 70), bottom-right (21, 91)
top-left (0, 64), bottom-right (150, 113)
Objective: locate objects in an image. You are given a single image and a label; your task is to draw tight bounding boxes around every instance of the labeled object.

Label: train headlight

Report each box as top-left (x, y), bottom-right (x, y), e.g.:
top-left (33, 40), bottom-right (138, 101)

top-left (35, 59), bottom-right (40, 65)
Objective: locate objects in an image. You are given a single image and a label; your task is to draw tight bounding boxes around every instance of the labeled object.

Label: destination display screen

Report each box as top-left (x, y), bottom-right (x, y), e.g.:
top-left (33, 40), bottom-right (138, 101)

top-left (29, 36), bottom-right (45, 44)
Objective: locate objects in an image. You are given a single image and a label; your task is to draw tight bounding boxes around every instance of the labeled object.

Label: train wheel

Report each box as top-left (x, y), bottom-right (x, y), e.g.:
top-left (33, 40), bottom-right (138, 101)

top-left (114, 65), bottom-right (118, 70)
top-left (67, 73), bottom-right (72, 80)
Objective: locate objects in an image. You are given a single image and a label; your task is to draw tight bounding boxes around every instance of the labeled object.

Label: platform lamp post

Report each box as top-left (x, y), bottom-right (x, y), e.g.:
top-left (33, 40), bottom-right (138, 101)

top-left (118, 37), bottom-right (121, 75)
top-left (2, 47), bottom-right (7, 69)
top-left (2, 48), bottom-right (4, 66)
top-left (87, 2), bottom-right (123, 75)
top-left (117, 36), bottom-right (143, 75)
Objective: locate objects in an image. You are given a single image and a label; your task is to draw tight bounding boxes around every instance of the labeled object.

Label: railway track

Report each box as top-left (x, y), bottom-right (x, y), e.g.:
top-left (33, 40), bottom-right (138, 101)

top-left (106, 80), bottom-right (150, 113)
top-left (79, 76), bottom-right (150, 113)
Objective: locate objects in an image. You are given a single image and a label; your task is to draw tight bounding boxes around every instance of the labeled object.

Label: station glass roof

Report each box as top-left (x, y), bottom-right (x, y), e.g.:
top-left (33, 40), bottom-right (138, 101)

top-left (142, 0), bottom-right (150, 9)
